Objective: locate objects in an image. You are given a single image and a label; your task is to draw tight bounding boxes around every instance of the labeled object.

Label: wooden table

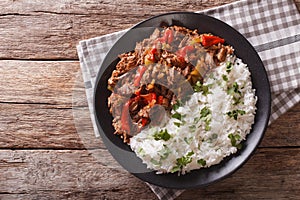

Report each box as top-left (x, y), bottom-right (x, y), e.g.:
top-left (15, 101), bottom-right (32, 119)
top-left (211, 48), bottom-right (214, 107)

top-left (1, 0), bottom-right (299, 199)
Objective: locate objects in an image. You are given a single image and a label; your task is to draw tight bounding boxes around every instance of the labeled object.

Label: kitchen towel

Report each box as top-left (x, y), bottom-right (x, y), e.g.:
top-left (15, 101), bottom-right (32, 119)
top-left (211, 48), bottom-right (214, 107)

top-left (76, 0), bottom-right (300, 199)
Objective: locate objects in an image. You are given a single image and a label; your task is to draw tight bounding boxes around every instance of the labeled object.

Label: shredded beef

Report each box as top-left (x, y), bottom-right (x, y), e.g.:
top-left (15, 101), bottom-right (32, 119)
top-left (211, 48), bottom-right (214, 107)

top-left (107, 26), bottom-right (234, 143)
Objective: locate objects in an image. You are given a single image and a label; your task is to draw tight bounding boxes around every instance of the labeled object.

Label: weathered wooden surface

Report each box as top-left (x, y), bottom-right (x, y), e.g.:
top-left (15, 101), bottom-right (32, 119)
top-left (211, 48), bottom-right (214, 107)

top-left (0, 0), bottom-right (236, 60)
top-left (0, 0), bottom-right (300, 199)
top-left (0, 148), bottom-right (299, 199)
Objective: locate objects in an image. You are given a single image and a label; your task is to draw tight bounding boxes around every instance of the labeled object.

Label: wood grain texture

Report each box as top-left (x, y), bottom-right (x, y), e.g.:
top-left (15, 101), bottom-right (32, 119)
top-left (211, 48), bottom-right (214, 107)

top-left (0, 148), bottom-right (299, 199)
top-left (0, 60), bottom-right (82, 106)
top-left (0, 0), bottom-right (236, 60)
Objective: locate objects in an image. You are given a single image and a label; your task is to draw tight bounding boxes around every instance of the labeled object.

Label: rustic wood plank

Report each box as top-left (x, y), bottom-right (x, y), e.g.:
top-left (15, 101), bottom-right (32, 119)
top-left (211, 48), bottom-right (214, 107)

top-left (0, 149), bottom-right (156, 200)
top-left (0, 148), bottom-right (299, 199)
top-left (0, 0), bottom-right (236, 60)
top-left (179, 148), bottom-right (300, 200)
top-left (0, 60), bottom-right (83, 106)
top-left (0, 103), bottom-right (102, 149)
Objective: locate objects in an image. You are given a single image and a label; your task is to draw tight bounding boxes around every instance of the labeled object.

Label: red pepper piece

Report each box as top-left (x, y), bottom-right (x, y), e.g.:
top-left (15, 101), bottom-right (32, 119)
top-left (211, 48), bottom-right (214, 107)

top-left (157, 95), bottom-right (164, 105)
top-left (176, 45), bottom-right (195, 61)
top-left (165, 29), bottom-right (174, 43)
top-left (148, 47), bottom-right (157, 61)
top-left (141, 118), bottom-right (148, 127)
top-left (157, 29), bottom-right (174, 44)
top-left (121, 101), bottom-right (131, 132)
top-left (201, 34), bottom-right (225, 47)
top-left (134, 65), bottom-right (147, 87)
top-left (141, 92), bottom-right (156, 104)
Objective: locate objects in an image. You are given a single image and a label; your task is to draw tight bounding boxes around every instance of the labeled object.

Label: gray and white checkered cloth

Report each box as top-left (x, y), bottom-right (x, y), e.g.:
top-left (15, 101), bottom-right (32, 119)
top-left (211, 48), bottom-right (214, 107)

top-left (77, 0), bottom-right (300, 199)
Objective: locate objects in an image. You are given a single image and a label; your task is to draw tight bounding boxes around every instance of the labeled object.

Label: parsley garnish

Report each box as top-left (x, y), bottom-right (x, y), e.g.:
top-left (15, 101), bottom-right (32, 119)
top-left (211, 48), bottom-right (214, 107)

top-left (174, 122), bottom-right (182, 127)
top-left (228, 133), bottom-right (242, 149)
top-left (153, 129), bottom-right (171, 141)
top-left (197, 159), bottom-right (206, 166)
top-left (159, 145), bottom-right (171, 160)
top-left (227, 82), bottom-right (241, 95)
top-left (189, 124), bottom-right (196, 132)
top-left (184, 137), bottom-right (193, 144)
top-left (172, 100), bottom-right (182, 111)
top-left (222, 74), bottom-right (228, 81)
top-left (171, 151), bottom-right (194, 173)
top-left (226, 61), bottom-right (233, 73)
top-left (200, 106), bottom-right (212, 131)
top-left (172, 112), bottom-right (183, 120)
top-left (193, 81), bottom-right (210, 95)
top-left (150, 158), bottom-right (161, 166)
top-left (200, 106), bottom-right (211, 119)
top-left (226, 109), bottom-right (246, 120)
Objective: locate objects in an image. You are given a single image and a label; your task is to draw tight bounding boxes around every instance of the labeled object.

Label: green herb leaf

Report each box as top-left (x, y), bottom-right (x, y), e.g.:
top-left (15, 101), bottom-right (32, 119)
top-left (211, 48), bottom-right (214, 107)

top-left (159, 145), bottom-right (171, 160)
top-left (228, 133), bottom-right (242, 149)
top-left (227, 82), bottom-right (241, 95)
top-left (189, 124), bottom-right (196, 132)
top-left (197, 159), bottom-right (206, 166)
top-left (150, 158), bottom-right (161, 166)
top-left (193, 81), bottom-right (210, 96)
top-left (171, 151), bottom-right (194, 173)
top-left (174, 122), bottom-right (182, 127)
top-left (193, 117), bottom-right (201, 124)
top-left (172, 112), bottom-right (182, 120)
top-left (226, 61), bottom-right (233, 73)
top-left (200, 106), bottom-right (211, 119)
top-left (222, 74), bottom-right (228, 81)
top-left (201, 85), bottom-right (210, 96)
top-left (200, 106), bottom-right (212, 131)
top-left (226, 109), bottom-right (246, 120)
top-left (205, 124), bottom-right (211, 131)
top-left (172, 100), bottom-right (183, 111)
top-left (153, 129), bottom-right (171, 141)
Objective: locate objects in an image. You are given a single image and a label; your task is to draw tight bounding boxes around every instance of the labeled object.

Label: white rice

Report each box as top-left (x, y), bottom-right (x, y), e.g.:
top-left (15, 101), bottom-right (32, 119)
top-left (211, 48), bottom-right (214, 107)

top-left (130, 57), bottom-right (257, 174)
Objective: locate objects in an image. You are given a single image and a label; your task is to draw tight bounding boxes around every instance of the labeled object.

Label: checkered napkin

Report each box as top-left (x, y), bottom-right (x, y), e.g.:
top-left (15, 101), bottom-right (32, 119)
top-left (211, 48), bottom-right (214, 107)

top-left (76, 0), bottom-right (300, 199)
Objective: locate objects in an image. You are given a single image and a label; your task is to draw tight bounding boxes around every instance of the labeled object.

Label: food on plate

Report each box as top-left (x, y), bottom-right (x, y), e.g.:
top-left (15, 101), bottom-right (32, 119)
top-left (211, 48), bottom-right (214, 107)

top-left (107, 26), bottom-right (257, 174)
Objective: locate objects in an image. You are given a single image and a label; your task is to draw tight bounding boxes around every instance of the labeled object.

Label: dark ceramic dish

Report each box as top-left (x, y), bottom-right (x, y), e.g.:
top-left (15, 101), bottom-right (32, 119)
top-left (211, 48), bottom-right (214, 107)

top-left (94, 12), bottom-right (271, 189)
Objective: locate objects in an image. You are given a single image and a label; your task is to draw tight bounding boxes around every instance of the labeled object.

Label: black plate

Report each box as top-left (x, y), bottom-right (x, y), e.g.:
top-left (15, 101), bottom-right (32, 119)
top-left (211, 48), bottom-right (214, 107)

top-left (94, 12), bottom-right (271, 189)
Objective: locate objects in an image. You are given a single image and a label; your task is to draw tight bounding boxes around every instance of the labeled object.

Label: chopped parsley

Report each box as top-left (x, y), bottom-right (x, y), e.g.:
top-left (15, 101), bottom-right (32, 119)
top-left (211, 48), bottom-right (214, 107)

top-left (227, 82), bottom-right (242, 105)
top-left (226, 61), bottom-right (233, 73)
top-left (174, 122), bottom-right (182, 127)
top-left (189, 124), bottom-right (196, 132)
top-left (200, 106), bottom-right (211, 118)
top-left (226, 109), bottom-right (246, 120)
top-left (159, 145), bottom-right (171, 160)
top-left (193, 81), bottom-right (210, 96)
top-left (172, 112), bottom-right (183, 120)
top-left (222, 74), bottom-right (228, 81)
top-left (228, 133), bottom-right (242, 149)
top-left (227, 82), bottom-right (241, 95)
top-left (150, 158), bottom-right (161, 166)
top-left (197, 159), bottom-right (206, 166)
top-left (193, 116), bottom-right (201, 124)
top-left (137, 147), bottom-right (145, 157)
top-left (200, 106), bottom-right (212, 131)
top-left (184, 137), bottom-right (193, 144)
top-left (153, 129), bottom-right (171, 141)
top-left (172, 100), bottom-right (183, 111)
top-left (171, 151), bottom-right (194, 173)
top-left (206, 133), bottom-right (218, 143)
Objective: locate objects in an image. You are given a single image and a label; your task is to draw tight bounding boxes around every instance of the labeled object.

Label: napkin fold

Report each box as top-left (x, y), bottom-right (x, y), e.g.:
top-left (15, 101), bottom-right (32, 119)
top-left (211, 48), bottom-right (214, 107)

top-left (77, 0), bottom-right (300, 199)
